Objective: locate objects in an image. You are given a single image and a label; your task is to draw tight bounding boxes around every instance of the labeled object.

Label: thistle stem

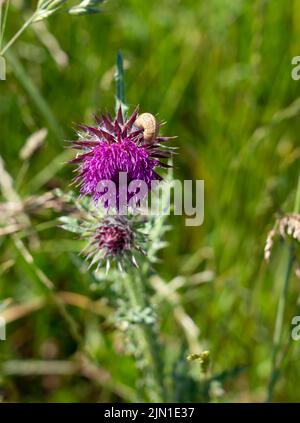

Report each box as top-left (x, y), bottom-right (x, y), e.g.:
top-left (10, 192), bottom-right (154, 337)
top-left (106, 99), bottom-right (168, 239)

top-left (124, 270), bottom-right (166, 402)
top-left (114, 51), bottom-right (165, 401)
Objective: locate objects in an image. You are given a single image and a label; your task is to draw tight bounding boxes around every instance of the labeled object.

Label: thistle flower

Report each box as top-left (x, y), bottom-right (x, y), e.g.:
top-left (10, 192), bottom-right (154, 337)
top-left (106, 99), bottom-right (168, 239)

top-left (83, 215), bottom-right (147, 272)
top-left (58, 196), bottom-right (147, 272)
top-left (70, 106), bottom-right (175, 208)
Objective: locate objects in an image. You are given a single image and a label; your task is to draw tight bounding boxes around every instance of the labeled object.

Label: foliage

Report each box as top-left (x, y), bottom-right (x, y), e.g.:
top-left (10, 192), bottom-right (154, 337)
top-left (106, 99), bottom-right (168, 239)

top-left (0, 0), bottom-right (300, 402)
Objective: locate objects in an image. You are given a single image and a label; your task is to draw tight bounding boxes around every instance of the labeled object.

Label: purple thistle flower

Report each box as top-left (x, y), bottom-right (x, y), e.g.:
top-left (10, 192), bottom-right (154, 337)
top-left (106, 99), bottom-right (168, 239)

top-left (70, 106), bottom-right (175, 208)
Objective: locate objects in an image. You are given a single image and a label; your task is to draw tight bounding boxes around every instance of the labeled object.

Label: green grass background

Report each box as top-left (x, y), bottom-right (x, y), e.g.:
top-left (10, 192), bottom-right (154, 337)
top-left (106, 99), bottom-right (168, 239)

top-left (1, 0), bottom-right (300, 402)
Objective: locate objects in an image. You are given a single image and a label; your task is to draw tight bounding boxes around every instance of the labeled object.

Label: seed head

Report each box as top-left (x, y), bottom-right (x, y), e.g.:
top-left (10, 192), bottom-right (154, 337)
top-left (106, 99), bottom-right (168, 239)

top-left (81, 215), bottom-right (147, 272)
top-left (264, 213), bottom-right (300, 278)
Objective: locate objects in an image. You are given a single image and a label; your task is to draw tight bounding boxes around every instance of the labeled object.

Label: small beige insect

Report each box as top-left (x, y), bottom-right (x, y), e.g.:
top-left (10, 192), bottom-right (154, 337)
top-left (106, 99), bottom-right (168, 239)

top-left (135, 113), bottom-right (158, 143)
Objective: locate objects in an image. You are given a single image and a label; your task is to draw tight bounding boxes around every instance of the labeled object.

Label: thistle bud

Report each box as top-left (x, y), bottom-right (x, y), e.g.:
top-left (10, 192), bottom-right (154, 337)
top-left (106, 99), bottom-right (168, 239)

top-left (187, 350), bottom-right (210, 373)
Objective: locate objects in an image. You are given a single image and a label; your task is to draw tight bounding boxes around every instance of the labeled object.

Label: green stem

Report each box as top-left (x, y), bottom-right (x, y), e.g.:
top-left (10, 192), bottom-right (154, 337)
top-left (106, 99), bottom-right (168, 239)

top-left (1, 12), bottom-right (36, 56)
top-left (124, 270), bottom-right (166, 402)
top-left (0, 6), bottom-right (2, 49)
top-left (293, 172), bottom-right (300, 213)
top-left (267, 246), bottom-right (294, 402)
top-left (115, 51), bottom-right (128, 117)
top-left (267, 171), bottom-right (300, 401)
top-left (0, 0), bottom-right (10, 52)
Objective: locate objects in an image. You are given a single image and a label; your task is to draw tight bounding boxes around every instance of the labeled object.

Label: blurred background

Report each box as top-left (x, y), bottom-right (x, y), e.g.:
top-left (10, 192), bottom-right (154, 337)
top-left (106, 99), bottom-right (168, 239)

top-left (1, 0), bottom-right (300, 402)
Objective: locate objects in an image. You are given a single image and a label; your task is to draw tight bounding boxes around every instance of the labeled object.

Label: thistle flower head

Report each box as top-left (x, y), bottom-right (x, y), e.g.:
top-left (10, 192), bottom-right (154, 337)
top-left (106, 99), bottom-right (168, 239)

top-left (264, 213), bottom-right (300, 278)
top-left (58, 189), bottom-right (170, 273)
top-left (70, 106), bottom-right (174, 208)
top-left (83, 215), bottom-right (147, 272)
top-left (58, 196), bottom-right (147, 272)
